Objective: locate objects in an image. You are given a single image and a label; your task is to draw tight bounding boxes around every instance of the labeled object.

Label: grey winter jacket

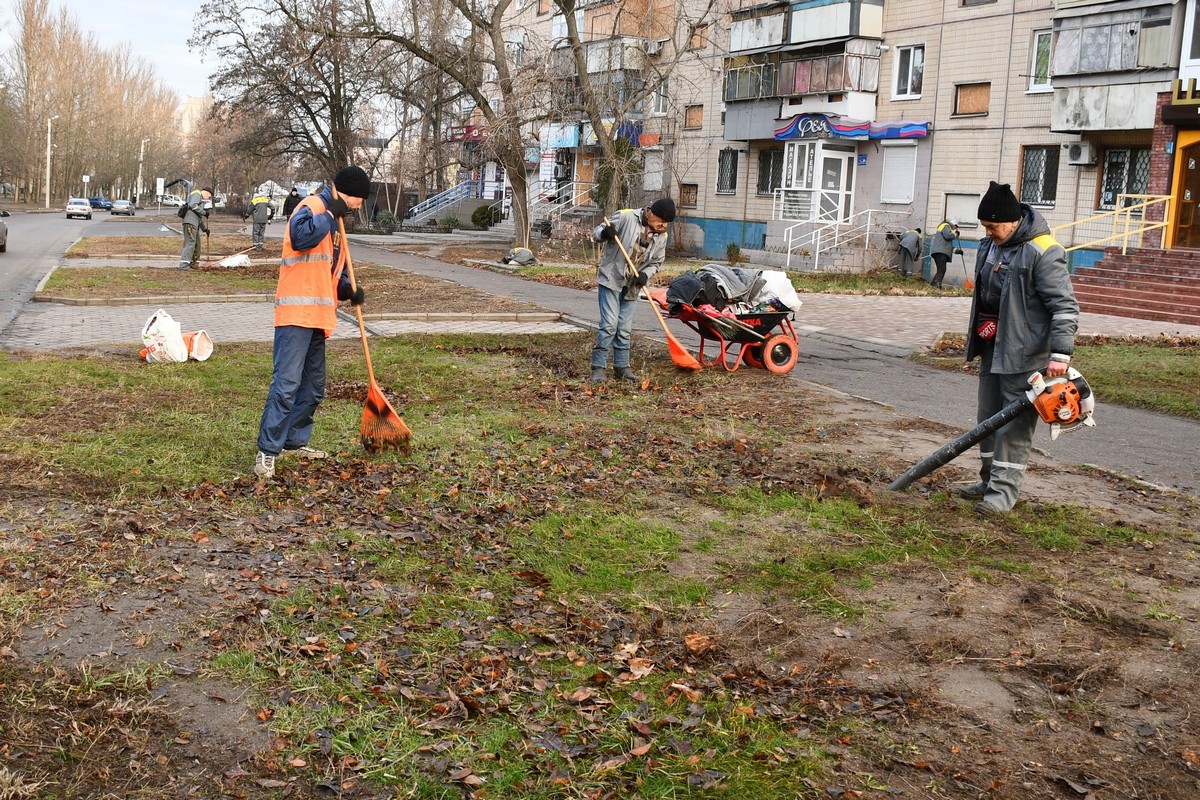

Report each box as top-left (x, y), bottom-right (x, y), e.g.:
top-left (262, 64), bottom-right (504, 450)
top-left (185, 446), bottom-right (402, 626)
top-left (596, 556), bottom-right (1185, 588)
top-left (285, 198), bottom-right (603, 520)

top-left (898, 229), bottom-right (921, 258)
top-left (182, 189), bottom-right (210, 231)
top-left (251, 200), bottom-right (272, 224)
top-left (593, 208), bottom-right (667, 297)
top-left (965, 205), bottom-right (1079, 374)
top-left (929, 222), bottom-right (958, 258)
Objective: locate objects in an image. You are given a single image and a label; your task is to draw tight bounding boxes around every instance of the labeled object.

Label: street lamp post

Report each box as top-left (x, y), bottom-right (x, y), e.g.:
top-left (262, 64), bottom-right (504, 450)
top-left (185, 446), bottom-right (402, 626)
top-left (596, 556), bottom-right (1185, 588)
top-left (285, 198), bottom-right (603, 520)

top-left (136, 137), bottom-right (150, 206)
top-left (44, 115), bottom-right (59, 210)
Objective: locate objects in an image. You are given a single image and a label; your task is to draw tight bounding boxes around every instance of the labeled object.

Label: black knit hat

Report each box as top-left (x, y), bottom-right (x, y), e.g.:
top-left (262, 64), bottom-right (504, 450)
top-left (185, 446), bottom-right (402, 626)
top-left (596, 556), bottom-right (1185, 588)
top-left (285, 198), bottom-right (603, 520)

top-left (334, 166), bottom-right (371, 199)
top-left (977, 181), bottom-right (1021, 223)
top-left (649, 197), bottom-right (676, 223)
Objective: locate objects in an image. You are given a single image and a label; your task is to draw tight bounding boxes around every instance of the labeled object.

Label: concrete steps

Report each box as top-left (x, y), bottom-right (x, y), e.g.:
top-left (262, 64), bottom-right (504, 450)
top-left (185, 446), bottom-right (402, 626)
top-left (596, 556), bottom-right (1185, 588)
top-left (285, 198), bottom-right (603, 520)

top-left (1072, 247), bottom-right (1200, 326)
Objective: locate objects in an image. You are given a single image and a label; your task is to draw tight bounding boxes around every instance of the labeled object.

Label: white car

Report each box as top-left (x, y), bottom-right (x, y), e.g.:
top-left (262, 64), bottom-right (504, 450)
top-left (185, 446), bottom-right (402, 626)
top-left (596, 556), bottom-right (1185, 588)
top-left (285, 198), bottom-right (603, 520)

top-left (157, 195), bottom-right (184, 207)
top-left (66, 198), bottom-right (92, 220)
top-left (0, 208), bottom-right (9, 252)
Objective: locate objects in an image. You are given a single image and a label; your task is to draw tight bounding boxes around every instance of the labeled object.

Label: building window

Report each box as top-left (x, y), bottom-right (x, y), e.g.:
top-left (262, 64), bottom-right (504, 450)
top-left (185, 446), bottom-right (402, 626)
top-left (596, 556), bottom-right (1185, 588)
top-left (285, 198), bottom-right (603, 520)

top-left (653, 78), bottom-right (669, 115)
top-left (880, 144), bottom-right (917, 204)
top-left (757, 148), bottom-right (785, 196)
top-left (954, 82), bottom-right (991, 116)
top-left (1020, 146), bottom-right (1060, 206)
top-left (717, 149), bottom-right (739, 194)
top-left (683, 104), bottom-right (704, 129)
top-left (1029, 30), bottom-right (1052, 91)
top-left (893, 45), bottom-right (924, 99)
top-left (680, 183), bottom-right (699, 208)
top-left (962, 0), bottom-right (997, 5)
top-left (1100, 148), bottom-right (1151, 210)
top-left (538, 0), bottom-right (549, 13)
top-left (689, 24), bottom-right (709, 51)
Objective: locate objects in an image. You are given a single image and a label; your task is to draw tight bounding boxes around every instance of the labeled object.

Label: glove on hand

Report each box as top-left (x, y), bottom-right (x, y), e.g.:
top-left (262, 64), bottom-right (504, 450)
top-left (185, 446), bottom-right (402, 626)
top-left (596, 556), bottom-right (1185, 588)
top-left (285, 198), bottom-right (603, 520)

top-left (954, 248), bottom-right (964, 255)
top-left (326, 195), bottom-right (349, 218)
top-left (633, 270), bottom-right (650, 288)
top-left (599, 223), bottom-right (617, 242)
top-left (339, 284), bottom-right (365, 305)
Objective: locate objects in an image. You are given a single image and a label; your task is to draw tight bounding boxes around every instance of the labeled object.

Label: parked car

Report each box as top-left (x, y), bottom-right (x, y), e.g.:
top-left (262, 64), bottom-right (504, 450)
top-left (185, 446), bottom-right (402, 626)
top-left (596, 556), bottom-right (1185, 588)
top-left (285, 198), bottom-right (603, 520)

top-left (88, 196), bottom-right (112, 210)
top-left (0, 209), bottom-right (9, 253)
top-left (110, 200), bottom-right (135, 216)
top-left (66, 198), bottom-right (92, 220)
top-left (157, 195), bottom-right (183, 207)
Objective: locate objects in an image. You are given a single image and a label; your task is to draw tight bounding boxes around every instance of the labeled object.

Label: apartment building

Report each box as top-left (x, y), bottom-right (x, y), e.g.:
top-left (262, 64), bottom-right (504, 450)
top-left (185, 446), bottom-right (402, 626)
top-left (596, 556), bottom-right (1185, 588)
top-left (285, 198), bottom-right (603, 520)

top-left (476, 0), bottom-right (1196, 261)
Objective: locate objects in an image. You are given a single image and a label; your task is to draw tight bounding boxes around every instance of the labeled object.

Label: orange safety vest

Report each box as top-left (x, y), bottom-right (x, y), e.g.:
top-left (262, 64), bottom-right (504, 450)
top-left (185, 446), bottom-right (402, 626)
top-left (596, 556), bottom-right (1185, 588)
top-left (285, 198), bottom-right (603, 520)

top-left (274, 195), bottom-right (343, 337)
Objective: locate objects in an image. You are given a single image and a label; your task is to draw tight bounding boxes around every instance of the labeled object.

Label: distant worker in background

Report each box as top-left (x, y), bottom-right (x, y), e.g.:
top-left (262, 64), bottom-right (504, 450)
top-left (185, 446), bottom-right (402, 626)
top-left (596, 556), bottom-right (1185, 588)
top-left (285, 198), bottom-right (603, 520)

top-left (178, 186), bottom-right (212, 270)
top-left (282, 187), bottom-right (302, 219)
top-left (898, 227), bottom-right (923, 278)
top-left (929, 219), bottom-right (961, 289)
top-left (248, 193), bottom-right (274, 251)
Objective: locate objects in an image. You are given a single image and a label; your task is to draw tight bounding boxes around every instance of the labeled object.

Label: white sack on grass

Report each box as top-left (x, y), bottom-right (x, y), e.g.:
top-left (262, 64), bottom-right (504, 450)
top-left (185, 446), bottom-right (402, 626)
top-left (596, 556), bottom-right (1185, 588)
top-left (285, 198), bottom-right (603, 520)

top-left (141, 309), bottom-right (189, 363)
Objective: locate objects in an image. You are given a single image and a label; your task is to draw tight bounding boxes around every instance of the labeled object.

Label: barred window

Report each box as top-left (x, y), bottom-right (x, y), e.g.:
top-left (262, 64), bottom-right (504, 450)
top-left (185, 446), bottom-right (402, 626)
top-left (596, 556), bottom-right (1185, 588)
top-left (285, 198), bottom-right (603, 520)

top-left (1020, 145), bottom-right (1060, 205)
top-left (679, 183), bottom-right (699, 208)
top-left (1100, 148), bottom-right (1151, 210)
top-left (717, 149), bottom-right (739, 194)
top-left (757, 148), bottom-right (785, 195)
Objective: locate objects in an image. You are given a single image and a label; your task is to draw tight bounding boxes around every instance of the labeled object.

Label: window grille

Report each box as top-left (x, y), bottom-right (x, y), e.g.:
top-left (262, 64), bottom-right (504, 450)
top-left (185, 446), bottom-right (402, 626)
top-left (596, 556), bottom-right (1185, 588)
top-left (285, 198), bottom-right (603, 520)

top-left (679, 184), bottom-right (699, 208)
top-left (1020, 146), bottom-right (1059, 205)
top-left (1100, 148), bottom-right (1151, 210)
top-left (757, 148), bottom-right (785, 195)
top-left (717, 149), bottom-right (739, 194)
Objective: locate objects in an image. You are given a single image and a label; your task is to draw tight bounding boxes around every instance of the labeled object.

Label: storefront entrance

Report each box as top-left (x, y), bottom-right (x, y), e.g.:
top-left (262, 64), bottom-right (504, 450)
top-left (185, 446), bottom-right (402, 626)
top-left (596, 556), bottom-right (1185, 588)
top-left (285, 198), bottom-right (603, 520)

top-left (1173, 137), bottom-right (1200, 248)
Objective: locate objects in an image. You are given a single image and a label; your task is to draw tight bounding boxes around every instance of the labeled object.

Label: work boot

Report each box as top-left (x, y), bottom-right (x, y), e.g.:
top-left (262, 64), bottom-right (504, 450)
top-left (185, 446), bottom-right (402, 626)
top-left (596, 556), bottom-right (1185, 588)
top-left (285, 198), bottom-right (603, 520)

top-left (590, 367), bottom-right (607, 383)
top-left (284, 445), bottom-right (327, 459)
top-left (253, 451), bottom-right (276, 479)
top-left (974, 500), bottom-right (1007, 518)
top-left (615, 367), bottom-right (639, 382)
top-left (956, 481), bottom-right (987, 499)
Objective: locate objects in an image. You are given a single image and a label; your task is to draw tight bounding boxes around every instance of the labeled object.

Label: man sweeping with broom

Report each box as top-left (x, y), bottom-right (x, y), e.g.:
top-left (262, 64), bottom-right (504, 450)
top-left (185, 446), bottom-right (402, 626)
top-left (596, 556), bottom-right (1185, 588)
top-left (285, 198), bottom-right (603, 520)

top-left (252, 166), bottom-right (371, 480)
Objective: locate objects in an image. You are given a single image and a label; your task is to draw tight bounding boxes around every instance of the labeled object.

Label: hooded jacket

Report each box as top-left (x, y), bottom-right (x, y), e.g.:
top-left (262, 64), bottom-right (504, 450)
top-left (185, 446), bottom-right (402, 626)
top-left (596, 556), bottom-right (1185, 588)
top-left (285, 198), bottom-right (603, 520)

top-left (593, 208), bottom-right (667, 297)
top-left (965, 205), bottom-right (1078, 374)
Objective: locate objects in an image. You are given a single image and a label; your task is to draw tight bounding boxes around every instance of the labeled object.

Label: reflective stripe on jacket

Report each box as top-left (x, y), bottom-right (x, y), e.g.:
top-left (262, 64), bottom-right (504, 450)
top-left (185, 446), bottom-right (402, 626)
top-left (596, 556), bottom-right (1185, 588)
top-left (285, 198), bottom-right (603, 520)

top-left (275, 195), bottom-right (342, 336)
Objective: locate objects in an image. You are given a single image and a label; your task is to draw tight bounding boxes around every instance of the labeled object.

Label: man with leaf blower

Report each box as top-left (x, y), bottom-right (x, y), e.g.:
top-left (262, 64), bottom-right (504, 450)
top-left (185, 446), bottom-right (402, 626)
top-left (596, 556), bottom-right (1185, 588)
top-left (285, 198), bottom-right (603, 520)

top-left (178, 186), bottom-right (212, 270)
top-left (961, 181), bottom-right (1079, 516)
top-left (590, 197), bottom-right (675, 383)
top-left (252, 166), bottom-right (370, 480)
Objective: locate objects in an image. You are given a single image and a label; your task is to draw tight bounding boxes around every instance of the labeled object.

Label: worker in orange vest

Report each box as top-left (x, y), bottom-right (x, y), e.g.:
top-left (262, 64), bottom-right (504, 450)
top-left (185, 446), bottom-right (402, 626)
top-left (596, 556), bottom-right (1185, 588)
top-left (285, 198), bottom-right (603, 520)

top-left (253, 165), bottom-right (371, 480)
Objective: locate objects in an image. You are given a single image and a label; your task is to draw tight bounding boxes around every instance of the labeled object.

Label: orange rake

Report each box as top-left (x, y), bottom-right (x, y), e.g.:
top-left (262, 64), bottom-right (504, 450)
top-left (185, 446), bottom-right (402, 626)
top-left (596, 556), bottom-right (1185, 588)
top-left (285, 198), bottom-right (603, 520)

top-left (333, 194), bottom-right (412, 453)
top-left (606, 218), bottom-right (701, 372)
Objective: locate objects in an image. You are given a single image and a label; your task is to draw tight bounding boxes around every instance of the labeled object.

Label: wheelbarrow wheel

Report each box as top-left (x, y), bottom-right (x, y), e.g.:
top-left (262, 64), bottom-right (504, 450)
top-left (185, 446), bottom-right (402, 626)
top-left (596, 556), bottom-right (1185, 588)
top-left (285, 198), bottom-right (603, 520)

top-left (742, 343), bottom-right (764, 369)
top-left (763, 334), bottom-right (798, 375)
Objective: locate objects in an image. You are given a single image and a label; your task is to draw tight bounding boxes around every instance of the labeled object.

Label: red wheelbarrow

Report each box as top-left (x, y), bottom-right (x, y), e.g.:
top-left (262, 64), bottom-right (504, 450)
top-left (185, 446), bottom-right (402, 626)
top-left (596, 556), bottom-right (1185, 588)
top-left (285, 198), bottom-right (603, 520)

top-left (649, 290), bottom-right (799, 374)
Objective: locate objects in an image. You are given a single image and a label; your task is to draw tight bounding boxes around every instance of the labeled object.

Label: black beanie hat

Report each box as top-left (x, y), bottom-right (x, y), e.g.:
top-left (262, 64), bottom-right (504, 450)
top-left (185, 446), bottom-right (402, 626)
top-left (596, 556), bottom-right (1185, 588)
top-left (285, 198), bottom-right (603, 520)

top-left (334, 166), bottom-right (371, 199)
top-left (977, 181), bottom-right (1021, 223)
top-left (649, 197), bottom-right (676, 223)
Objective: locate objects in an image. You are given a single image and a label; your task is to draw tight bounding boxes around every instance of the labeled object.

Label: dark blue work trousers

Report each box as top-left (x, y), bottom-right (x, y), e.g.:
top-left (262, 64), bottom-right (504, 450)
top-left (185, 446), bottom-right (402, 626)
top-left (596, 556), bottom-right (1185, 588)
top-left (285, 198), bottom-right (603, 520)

top-left (256, 325), bottom-right (327, 456)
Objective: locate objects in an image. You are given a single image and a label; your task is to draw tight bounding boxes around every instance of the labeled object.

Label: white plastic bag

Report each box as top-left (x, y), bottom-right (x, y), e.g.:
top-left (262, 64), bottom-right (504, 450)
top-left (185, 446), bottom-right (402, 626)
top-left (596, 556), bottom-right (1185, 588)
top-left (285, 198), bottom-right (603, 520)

top-left (182, 330), bottom-right (214, 361)
top-left (757, 270), bottom-right (803, 312)
top-left (140, 309), bottom-right (189, 363)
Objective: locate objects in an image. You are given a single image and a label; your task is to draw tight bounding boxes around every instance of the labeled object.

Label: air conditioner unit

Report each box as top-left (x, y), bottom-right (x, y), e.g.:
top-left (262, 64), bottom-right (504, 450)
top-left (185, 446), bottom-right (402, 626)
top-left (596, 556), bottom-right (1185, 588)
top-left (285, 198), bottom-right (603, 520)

top-left (643, 38), bottom-right (664, 56)
top-left (1064, 142), bottom-right (1097, 166)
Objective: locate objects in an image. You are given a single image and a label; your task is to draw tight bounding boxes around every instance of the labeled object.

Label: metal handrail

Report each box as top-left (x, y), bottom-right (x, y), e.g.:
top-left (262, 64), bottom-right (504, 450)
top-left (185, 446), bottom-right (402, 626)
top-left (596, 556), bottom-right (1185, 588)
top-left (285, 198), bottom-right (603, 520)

top-left (1051, 193), bottom-right (1173, 254)
top-left (783, 208), bottom-right (902, 270)
top-left (407, 179), bottom-right (478, 224)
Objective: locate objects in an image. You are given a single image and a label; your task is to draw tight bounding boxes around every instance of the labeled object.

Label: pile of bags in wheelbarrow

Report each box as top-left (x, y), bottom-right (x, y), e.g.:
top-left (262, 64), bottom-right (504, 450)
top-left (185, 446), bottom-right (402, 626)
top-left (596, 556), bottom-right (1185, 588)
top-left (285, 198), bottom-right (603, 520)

top-left (655, 264), bottom-right (804, 374)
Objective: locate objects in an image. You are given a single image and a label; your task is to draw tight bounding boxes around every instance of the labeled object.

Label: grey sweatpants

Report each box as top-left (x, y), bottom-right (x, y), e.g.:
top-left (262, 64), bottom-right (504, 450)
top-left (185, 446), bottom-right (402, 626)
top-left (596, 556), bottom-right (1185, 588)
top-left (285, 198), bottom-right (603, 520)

top-left (976, 342), bottom-right (1039, 511)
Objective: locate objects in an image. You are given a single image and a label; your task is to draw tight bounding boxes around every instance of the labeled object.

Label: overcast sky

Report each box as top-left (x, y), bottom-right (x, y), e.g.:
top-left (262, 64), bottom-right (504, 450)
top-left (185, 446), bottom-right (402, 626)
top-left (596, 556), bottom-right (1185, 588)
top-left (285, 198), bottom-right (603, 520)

top-left (0, 1), bottom-right (211, 101)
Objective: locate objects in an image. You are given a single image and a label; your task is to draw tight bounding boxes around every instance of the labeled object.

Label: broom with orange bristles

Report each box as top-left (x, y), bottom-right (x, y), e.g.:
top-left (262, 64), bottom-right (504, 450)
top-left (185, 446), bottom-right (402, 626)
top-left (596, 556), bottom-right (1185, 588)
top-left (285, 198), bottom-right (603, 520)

top-left (333, 191), bottom-right (412, 453)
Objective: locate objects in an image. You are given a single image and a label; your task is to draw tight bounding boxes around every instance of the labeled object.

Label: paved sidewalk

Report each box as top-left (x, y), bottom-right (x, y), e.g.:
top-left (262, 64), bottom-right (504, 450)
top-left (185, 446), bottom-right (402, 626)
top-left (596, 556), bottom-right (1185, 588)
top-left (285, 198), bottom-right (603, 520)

top-left (3, 239), bottom-right (1199, 353)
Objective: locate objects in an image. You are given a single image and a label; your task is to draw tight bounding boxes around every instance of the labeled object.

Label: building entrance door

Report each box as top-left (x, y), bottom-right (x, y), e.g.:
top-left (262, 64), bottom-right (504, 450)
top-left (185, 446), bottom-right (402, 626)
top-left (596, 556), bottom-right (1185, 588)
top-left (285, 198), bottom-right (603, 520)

top-left (1173, 141), bottom-right (1200, 248)
top-left (816, 144), bottom-right (856, 223)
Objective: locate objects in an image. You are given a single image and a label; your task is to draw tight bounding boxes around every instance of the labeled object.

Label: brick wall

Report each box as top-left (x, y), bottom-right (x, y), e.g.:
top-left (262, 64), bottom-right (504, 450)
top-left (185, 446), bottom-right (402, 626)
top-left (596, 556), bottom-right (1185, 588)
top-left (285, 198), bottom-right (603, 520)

top-left (1144, 92), bottom-right (1176, 248)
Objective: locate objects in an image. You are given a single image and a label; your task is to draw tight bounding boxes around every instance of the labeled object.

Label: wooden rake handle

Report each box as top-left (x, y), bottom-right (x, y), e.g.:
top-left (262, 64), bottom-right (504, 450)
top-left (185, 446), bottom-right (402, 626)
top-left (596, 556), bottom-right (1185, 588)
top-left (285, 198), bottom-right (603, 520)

top-left (332, 186), bottom-right (377, 386)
